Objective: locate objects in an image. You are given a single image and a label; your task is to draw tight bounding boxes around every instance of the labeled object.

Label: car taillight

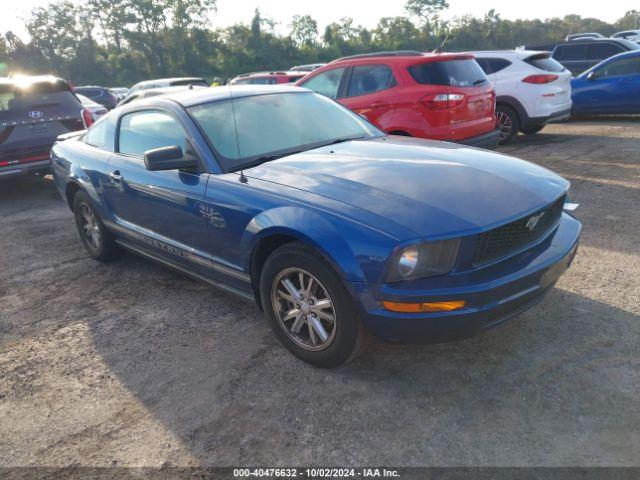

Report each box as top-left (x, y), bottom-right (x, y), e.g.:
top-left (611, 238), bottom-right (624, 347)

top-left (420, 93), bottom-right (465, 110)
top-left (81, 108), bottom-right (95, 128)
top-left (522, 74), bottom-right (559, 84)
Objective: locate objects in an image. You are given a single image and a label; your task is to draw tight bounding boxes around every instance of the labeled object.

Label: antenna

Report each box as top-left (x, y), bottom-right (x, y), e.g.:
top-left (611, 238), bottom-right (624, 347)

top-left (434, 34), bottom-right (450, 53)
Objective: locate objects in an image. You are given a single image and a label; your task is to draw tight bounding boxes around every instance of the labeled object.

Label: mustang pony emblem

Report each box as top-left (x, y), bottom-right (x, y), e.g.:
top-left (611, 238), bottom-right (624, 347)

top-left (525, 211), bottom-right (545, 231)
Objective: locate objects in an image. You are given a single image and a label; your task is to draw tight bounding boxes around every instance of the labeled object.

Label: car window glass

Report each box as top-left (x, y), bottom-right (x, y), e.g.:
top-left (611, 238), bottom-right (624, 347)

top-left (299, 68), bottom-right (345, 99)
top-left (556, 44), bottom-right (588, 61)
top-left (408, 59), bottom-right (488, 87)
top-left (485, 58), bottom-right (511, 74)
top-left (187, 100), bottom-right (239, 160)
top-left (525, 55), bottom-right (565, 72)
top-left (599, 57), bottom-right (640, 77)
top-left (118, 110), bottom-right (186, 157)
top-left (346, 64), bottom-right (396, 97)
top-left (189, 92), bottom-right (379, 170)
top-left (587, 43), bottom-right (624, 60)
top-left (79, 89), bottom-right (102, 98)
top-left (0, 84), bottom-right (79, 112)
top-left (84, 115), bottom-right (116, 151)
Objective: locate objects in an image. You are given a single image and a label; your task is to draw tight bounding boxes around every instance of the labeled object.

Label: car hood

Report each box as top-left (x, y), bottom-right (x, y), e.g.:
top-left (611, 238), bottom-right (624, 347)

top-left (244, 137), bottom-right (569, 238)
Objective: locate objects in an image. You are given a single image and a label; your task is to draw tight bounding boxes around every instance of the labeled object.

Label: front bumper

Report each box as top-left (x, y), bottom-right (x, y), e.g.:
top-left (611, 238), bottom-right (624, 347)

top-left (456, 128), bottom-right (500, 150)
top-left (524, 107), bottom-right (572, 130)
top-left (352, 213), bottom-right (581, 343)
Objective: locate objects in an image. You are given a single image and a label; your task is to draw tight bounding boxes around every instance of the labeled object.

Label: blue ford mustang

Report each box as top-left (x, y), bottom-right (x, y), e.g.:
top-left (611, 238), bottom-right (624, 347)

top-left (51, 86), bottom-right (581, 368)
top-left (572, 50), bottom-right (640, 114)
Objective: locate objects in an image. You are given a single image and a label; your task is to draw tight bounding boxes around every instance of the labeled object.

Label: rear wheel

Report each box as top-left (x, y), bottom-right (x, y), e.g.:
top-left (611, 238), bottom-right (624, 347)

top-left (521, 125), bottom-right (545, 135)
top-left (260, 242), bottom-right (368, 368)
top-left (73, 191), bottom-right (121, 262)
top-left (496, 105), bottom-right (520, 144)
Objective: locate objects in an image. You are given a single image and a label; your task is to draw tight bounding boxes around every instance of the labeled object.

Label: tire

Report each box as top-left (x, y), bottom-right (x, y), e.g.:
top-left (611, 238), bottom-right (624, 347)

top-left (260, 242), bottom-right (368, 368)
top-left (73, 190), bottom-right (122, 262)
top-left (521, 125), bottom-right (545, 135)
top-left (496, 105), bottom-right (520, 145)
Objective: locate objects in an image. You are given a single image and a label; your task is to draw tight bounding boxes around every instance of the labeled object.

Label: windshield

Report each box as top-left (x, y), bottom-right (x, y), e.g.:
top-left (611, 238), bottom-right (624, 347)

top-left (408, 59), bottom-right (488, 87)
top-left (189, 91), bottom-right (381, 171)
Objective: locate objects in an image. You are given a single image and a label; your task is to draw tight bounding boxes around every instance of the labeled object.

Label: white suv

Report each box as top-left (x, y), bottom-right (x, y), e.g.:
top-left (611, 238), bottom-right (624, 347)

top-left (473, 50), bottom-right (573, 144)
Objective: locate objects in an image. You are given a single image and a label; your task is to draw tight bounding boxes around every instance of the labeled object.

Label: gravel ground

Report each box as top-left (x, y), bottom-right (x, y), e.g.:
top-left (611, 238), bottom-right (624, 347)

top-left (1, 118), bottom-right (639, 467)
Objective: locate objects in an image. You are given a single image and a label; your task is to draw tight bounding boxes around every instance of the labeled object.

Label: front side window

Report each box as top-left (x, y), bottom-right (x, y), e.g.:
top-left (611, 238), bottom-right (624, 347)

top-left (408, 59), bottom-right (488, 87)
top-left (118, 110), bottom-right (186, 157)
top-left (598, 57), bottom-right (640, 77)
top-left (189, 91), bottom-right (381, 171)
top-left (84, 114), bottom-right (116, 151)
top-left (346, 64), bottom-right (396, 97)
top-left (299, 68), bottom-right (345, 99)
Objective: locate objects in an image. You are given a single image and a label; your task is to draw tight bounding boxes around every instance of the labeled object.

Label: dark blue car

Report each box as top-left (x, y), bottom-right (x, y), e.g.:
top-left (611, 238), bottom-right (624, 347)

top-left (572, 50), bottom-right (640, 114)
top-left (51, 86), bottom-right (581, 367)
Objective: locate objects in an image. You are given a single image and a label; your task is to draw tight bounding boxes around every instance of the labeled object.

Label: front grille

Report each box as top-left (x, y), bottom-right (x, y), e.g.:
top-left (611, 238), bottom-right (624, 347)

top-left (473, 196), bottom-right (565, 266)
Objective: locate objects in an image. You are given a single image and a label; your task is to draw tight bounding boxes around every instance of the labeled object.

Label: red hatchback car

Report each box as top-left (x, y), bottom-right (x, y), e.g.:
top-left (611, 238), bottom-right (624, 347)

top-left (296, 51), bottom-right (500, 148)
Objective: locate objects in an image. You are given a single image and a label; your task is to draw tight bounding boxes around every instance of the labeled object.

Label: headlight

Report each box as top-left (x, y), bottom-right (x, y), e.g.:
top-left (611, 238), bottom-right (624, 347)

top-left (386, 238), bottom-right (460, 282)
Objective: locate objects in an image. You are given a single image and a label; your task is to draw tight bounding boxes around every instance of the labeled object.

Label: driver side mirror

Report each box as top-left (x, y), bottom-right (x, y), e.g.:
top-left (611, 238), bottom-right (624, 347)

top-left (586, 71), bottom-right (598, 80)
top-left (143, 145), bottom-right (199, 171)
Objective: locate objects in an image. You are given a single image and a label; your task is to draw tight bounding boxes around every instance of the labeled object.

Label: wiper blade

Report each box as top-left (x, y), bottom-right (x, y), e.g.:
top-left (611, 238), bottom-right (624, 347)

top-left (324, 135), bottom-right (365, 146)
top-left (473, 79), bottom-right (488, 85)
top-left (237, 150), bottom-right (305, 170)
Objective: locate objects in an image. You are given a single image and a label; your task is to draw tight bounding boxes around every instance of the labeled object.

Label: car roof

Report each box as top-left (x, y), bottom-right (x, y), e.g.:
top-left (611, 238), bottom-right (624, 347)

top-left (131, 77), bottom-right (206, 88)
top-left (129, 85), bottom-right (307, 108)
top-left (328, 50), bottom-right (474, 66)
top-left (0, 75), bottom-right (69, 88)
top-left (233, 71), bottom-right (305, 78)
top-left (556, 37), bottom-right (639, 48)
top-left (471, 49), bottom-right (549, 59)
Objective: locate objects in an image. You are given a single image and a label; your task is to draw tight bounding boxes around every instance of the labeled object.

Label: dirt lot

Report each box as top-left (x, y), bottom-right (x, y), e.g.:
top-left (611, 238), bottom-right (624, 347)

top-left (1, 119), bottom-right (639, 467)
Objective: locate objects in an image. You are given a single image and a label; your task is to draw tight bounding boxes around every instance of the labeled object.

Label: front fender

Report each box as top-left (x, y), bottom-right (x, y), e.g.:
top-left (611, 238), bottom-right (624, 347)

top-left (240, 206), bottom-right (394, 283)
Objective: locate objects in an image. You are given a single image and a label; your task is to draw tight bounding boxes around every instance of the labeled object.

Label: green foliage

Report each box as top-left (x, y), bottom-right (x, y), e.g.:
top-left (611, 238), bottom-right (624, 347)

top-left (0, 0), bottom-right (637, 87)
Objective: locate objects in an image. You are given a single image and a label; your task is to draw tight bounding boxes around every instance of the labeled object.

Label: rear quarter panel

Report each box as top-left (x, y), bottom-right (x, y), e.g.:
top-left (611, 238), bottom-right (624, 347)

top-left (50, 138), bottom-right (112, 216)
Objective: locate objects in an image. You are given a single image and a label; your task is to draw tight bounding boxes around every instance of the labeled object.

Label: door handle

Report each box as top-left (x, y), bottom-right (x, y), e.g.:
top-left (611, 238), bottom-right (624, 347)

top-left (109, 170), bottom-right (123, 181)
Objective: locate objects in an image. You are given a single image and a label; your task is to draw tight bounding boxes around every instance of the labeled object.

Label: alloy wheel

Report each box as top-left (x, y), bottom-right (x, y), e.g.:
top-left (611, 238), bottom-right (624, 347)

top-left (497, 111), bottom-right (513, 141)
top-left (79, 203), bottom-right (101, 251)
top-left (271, 267), bottom-right (337, 351)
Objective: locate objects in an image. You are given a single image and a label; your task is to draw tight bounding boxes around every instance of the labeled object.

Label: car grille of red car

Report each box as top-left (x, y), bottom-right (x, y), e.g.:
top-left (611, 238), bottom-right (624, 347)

top-left (472, 196), bottom-right (565, 266)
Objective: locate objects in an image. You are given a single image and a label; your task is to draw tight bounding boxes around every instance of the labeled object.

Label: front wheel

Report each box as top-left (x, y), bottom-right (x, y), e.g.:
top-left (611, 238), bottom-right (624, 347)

top-left (496, 105), bottom-right (520, 145)
top-left (73, 190), bottom-right (121, 262)
top-left (260, 242), bottom-right (368, 368)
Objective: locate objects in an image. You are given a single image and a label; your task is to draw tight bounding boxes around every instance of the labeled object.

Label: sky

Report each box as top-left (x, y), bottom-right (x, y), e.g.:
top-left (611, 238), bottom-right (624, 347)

top-left (1, 0), bottom-right (638, 39)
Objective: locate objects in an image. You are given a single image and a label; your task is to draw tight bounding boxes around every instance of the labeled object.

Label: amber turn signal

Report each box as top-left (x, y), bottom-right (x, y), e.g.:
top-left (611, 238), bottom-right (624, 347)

top-left (382, 300), bottom-right (466, 313)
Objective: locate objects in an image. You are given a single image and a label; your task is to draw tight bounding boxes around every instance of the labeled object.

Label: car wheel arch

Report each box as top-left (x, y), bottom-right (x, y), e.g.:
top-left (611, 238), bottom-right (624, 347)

top-left (496, 96), bottom-right (526, 125)
top-left (242, 207), bottom-right (369, 287)
top-left (65, 181), bottom-right (82, 212)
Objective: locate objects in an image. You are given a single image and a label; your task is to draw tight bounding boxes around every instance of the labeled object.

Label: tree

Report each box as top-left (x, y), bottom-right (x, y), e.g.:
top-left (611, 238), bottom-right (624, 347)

top-left (405, 0), bottom-right (449, 36)
top-left (290, 15), bottom-right (318, 47)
